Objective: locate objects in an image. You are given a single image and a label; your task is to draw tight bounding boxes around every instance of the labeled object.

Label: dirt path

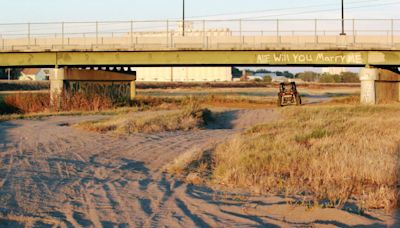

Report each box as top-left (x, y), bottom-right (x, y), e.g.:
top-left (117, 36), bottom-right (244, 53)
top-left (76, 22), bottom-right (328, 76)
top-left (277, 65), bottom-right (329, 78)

top-left (0, 109), bottom-right (397, 227)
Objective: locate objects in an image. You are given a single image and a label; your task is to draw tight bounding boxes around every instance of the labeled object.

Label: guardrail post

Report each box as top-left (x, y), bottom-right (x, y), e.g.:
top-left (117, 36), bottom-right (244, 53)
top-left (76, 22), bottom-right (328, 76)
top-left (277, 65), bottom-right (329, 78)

top-left (314, 19), bottom-right (318, 44)
top-left (239, 19), bottom-right (242, 37)
top-left (61, 22), bottom-right (65, 49)
top-left (352, 19), bottom-right (356, 44)
top-left (203, 20), bottom-right (206, 48)
top-left (28, 23), bottom-right (31, 47)
top-left (276, 19), bottom-right (280, 44)
top-left (166, 20), bottom-right (169, 48)
top-left (391, 19), bottom-right (394, 47)
top-left (130, 20), bottom-right (134, 48)
top-left (96, 21), bottom-right (99, 47)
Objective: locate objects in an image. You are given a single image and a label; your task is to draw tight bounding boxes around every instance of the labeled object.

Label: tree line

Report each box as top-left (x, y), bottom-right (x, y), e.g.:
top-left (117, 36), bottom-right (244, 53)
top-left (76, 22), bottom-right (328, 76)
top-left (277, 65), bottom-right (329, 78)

top-left (295, 71), bottom-right (359, 83)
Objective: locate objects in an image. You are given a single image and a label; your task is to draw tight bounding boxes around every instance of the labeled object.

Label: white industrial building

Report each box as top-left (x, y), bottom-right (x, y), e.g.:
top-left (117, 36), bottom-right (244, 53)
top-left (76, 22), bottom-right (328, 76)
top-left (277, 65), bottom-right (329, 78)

top-left (133, 67), bottom-right (232, 82)
top-left (321, 67), bottom-right (347, 75)
top-left (131, 22), bottom-right (232, 82)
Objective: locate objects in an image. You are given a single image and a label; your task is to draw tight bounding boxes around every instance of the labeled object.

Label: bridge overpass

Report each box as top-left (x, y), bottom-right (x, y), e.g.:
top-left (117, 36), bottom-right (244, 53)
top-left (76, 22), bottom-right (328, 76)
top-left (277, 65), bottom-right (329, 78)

top-left (0, 19), bottom-right (399, 104)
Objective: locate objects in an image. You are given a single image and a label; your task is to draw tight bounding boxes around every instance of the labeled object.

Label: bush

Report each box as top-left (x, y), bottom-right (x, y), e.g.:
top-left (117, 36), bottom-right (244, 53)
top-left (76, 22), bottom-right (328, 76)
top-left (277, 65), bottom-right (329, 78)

top-left (263, 76), bottom-right (272, 83)
top-left (296, 71), bottom-right (320, 82)
top-left (320, 73), bottom-right (360, 83)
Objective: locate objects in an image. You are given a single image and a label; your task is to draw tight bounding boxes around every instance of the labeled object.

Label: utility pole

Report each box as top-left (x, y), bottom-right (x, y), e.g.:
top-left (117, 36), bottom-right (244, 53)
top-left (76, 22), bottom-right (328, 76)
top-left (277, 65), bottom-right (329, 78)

top-left (182, 0), bottom-right (185, 36)
top-left (340, 0), bottom-right (346, 35)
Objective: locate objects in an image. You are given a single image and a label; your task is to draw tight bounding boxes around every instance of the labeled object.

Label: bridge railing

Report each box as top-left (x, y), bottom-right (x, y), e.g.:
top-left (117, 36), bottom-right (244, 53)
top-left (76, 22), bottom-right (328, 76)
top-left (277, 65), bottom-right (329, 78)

top-left (0, 19), bottom-right (399, 51)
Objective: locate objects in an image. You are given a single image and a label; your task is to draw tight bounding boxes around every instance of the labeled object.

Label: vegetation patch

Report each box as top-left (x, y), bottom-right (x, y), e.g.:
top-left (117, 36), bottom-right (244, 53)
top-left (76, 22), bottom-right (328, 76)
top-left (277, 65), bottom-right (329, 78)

top-left (211, 105), bottom-right (400, 211)
top-left (0, 92), bottom-right (116, 114)
top-left (77, 98), bottom-right (213, 134)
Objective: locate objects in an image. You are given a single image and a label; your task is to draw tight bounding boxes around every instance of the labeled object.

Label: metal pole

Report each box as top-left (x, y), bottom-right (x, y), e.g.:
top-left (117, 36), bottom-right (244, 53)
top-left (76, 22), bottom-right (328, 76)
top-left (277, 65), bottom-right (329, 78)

top-left (130, 20), bottom-right (134, 47)
top-left (352, 19), bottom-right (356, 44)
top-left (203, 20), bottom-right (206, 48)
top-left (28, 23), bottom-right (31, 46)
top-left (96, 21), bottom-right (99, 46)
top-left (182, 0), bottom-right (185, 36)
top-left (340, 0), bottom-right (346, 35)
top-left (7, 68), bottom-right (10, 81)
top-left (391, 19), bottom-right (394, 47)
top-left (276, 19), bottom-right (280, 43)
top-left (166, 20), bottom-right (169, 48)
top-left (314, 19), bottom-right (318, 43)
top-left (239, 19), bottom-right (242, 37)
top-left (61, 22), bottom-right (65, 49)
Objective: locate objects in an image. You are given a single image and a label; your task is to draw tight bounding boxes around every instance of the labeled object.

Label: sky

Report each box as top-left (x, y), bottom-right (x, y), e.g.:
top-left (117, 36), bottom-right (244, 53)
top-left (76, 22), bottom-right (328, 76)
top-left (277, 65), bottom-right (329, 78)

top-left (0, 0), bottom-right (399, 23)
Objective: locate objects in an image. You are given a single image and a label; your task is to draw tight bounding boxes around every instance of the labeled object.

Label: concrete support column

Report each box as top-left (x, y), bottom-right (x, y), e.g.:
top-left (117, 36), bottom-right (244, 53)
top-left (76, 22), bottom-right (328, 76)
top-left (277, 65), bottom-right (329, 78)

top-left (50, 68), bottom-right (65, 105)
top-left (359, 68), bottom-right (378, 105)
top-left (130, 80), bottom-right (136, 101)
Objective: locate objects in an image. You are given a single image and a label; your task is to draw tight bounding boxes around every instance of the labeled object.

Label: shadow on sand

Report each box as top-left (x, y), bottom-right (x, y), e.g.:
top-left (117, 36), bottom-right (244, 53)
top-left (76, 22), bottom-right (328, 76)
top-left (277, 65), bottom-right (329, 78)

top-left (205, 110), bottom-right (240, 130)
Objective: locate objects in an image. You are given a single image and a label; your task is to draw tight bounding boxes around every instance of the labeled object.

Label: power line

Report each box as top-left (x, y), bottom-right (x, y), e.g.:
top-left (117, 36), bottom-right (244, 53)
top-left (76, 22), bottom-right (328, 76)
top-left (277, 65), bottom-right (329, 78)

top-left (178, 0), bottom-right (395, 20)
top-left (240, 1), bottom-right (400, 19)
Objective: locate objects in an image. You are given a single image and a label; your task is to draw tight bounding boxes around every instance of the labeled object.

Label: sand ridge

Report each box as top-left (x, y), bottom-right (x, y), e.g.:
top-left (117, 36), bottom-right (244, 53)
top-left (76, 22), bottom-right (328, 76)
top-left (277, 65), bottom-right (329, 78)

top-left (0, 109), bottom-right (397, 227)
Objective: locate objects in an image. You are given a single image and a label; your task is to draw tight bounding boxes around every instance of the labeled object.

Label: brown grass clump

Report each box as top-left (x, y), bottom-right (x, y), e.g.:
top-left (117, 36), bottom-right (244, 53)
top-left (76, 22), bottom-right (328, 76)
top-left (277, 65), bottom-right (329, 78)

top-left (212, 105), bottom-right (400, 211)
top-left (77, 98), bottom-right (213, 134)
top-left (1, 93), bottom-right (50, 114)
top-left (324, 95), bottom-right (360, 105)
top-left (55, 91), bottom-right (114, 112)
top-left (0, 92), bottom-right (115, 114)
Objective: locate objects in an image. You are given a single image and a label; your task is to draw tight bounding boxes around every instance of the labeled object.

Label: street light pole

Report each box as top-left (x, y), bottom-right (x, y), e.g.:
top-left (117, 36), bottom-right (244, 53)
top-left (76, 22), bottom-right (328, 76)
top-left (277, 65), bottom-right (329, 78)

top-left (182, 0), bottom-right (185, 36)
top-left (340, 0), bottom-right (346, 35)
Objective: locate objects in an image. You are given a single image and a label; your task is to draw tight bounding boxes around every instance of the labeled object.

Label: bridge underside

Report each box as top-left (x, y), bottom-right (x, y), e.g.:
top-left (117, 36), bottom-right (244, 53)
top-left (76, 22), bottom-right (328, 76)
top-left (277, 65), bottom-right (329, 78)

top-left (1, 50), bottom-right (400, 105)
top-left (0, 50), bottom-right (399, 67)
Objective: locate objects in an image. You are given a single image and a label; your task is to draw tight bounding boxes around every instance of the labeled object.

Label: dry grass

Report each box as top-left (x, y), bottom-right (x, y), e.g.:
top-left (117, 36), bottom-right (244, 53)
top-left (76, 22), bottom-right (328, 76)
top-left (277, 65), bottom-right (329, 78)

top-left (324, 95), bottom-right (360, 105)
top-left (0, 93), bottom-right (50, 114)
top-left (212, 105), bottom-right (400, 211)
top-left (77, 98), bottom-right (213, 134)
top-left (0, 92), bottom-right (115, 114)
top-left (54, 91), bottom-right (114, 112)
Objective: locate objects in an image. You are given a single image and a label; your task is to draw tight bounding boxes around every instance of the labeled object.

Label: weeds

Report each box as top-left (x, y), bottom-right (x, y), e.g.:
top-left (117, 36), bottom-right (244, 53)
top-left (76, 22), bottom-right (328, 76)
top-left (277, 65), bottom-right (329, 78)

top-left (77, 98), bottom-right (213, 134)
top-left (0, 92), bottom-right (115, 114)
top-left (1, 93), bottom-right (50, 114)
top-left (212, 105), bottom-right (400, 211)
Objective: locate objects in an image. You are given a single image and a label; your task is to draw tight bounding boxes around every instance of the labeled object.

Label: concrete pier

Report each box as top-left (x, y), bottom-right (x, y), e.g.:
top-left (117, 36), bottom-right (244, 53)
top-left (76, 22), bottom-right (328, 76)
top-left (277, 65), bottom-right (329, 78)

top-left (359, 68), bottom-right (400, 104)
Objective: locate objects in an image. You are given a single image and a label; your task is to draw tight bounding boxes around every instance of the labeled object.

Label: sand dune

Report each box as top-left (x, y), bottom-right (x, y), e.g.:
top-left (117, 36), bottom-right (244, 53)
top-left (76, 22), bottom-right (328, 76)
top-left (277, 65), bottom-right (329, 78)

top-left (0, 109), bottom-right (397, 227)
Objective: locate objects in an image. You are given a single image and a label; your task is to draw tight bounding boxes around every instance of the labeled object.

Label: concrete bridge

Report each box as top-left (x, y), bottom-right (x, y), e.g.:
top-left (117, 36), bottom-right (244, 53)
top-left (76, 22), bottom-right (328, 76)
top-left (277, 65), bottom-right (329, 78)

top-left (0, 19), bottom-right (399, 104)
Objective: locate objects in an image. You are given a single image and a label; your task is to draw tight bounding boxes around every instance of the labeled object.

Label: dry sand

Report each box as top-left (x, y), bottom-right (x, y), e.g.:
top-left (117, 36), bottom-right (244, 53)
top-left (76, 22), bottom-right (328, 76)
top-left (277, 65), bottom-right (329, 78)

top-left (0, 109), bottom-right (398, 227)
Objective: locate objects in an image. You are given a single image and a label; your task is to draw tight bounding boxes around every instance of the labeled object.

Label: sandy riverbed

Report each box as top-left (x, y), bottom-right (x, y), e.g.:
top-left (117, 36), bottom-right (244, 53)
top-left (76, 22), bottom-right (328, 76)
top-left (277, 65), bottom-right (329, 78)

top-left (0, 109), bottom-right (398, 227)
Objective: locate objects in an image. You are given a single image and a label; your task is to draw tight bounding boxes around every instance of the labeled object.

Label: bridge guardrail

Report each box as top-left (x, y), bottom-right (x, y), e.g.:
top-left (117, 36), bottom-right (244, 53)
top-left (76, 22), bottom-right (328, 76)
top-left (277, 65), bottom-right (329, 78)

top-left (0, 19), bottom-right (399, 51)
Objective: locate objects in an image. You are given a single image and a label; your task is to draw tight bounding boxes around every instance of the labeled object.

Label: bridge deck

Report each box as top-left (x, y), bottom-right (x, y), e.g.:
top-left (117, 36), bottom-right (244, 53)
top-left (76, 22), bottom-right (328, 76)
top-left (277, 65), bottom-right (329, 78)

top-left (0, 19), bottom-right (399, 67)
top-left (0, 50), bottom-right (399, 67)
top-left (1, 35), bottom-right (399, 52)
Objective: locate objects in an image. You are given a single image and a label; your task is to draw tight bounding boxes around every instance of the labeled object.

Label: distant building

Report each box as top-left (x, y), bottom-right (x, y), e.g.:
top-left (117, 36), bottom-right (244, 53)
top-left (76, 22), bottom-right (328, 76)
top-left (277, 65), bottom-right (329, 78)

top-left (132, 67), bottom-right (232, 82)
top-left (254, 72), bottom-right (278, 78)
top-left (271, 76), bottom-right (289, 83)
top-left (19, 68), bottom-right (50, 80)
top-left (321, 67), bottom-right (347, 75)
top-left (247, 75), bottom-right (264, 81)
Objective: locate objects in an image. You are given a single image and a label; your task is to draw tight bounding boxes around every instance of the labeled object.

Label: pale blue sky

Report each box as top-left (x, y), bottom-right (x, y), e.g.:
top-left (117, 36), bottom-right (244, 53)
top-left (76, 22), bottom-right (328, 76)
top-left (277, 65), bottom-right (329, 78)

top-left (0, 0), bottom-right (398, 23)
